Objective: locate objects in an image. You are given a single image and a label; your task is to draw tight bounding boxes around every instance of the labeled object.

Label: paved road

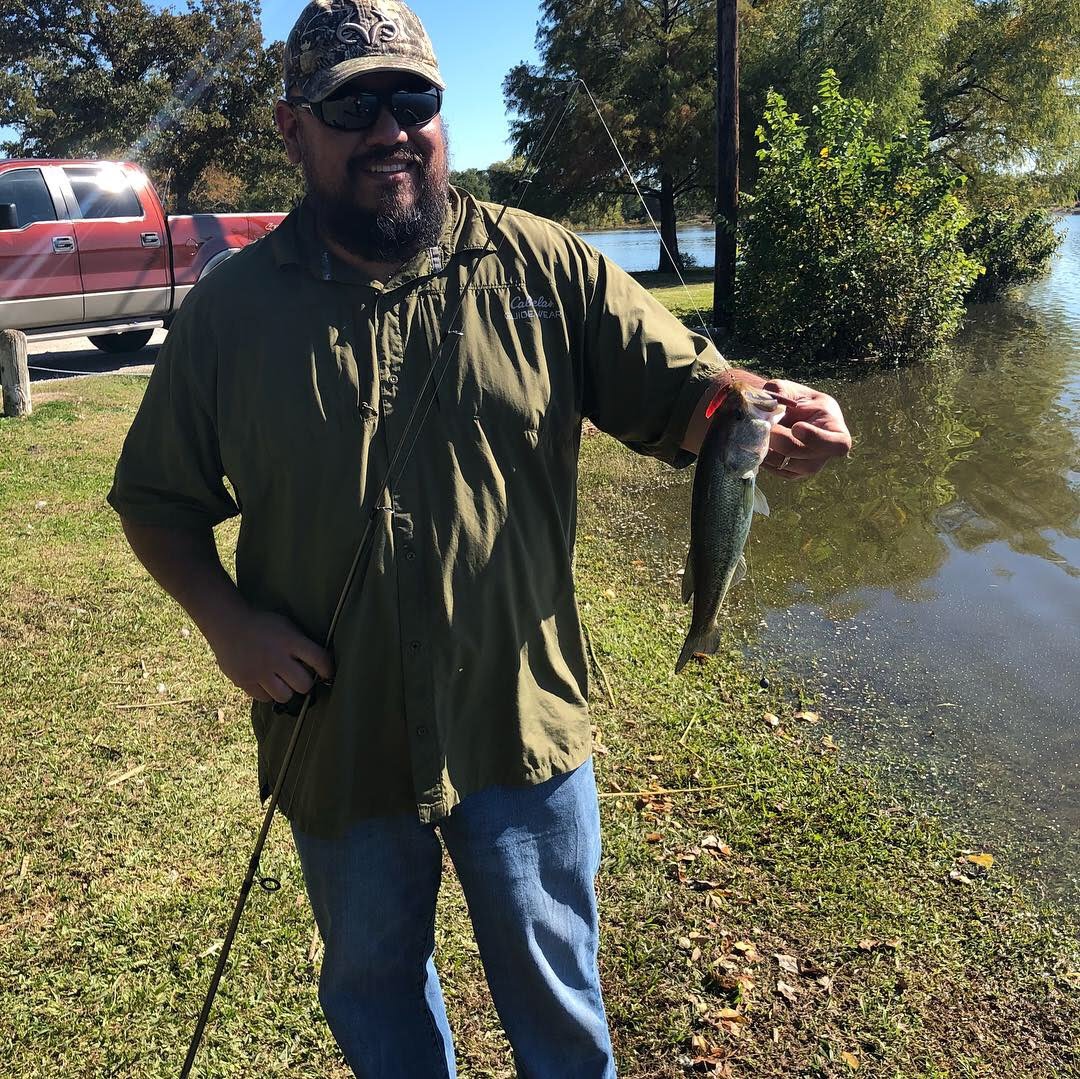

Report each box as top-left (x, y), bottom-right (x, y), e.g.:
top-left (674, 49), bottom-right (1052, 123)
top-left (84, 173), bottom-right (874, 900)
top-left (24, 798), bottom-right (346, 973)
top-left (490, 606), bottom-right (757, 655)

top-left (26, 330), bottom-right (165, 382)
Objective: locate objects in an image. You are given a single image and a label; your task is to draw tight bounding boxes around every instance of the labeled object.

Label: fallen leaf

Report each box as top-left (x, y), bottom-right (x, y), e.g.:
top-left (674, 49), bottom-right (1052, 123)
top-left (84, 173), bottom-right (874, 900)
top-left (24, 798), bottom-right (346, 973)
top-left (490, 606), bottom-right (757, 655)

top-left (964, 852), bottom-right (994, 870)
top-left (689, 880), bottom-right (730, 893)
top-left (714, 972), bottom-right (755, 994)
top-left (858, 939), bottom-right (879, 952)
top-left (820, 734), bottom-right (839, 751)
top-left (701, 835), bottom-right (733, 857)
top-left (715, 1008), bottom-right (746, 1023)
top-left (776, 979), bottom-right (800, 1003)
top-left (841, 1051), bottom-right (860, 1071)
top-left (731, 941), bottom-right (760, 962)
top-left (763, 712), bottom-right (781, 729)
top-left (678, 937), bottom-right (694, 951)
top-left (215, 708), bottom-right (225, 723)
top-left (816, 975), bottom-right (833, 991)
top-left (794, 710), bottom-right (820, 724)
top-left (774, 953), bottom-right (800, 975)
top-left (645, 832), bottom-right (663, 844)
top-left (690, 946), bottom-right (702, 962)
top-left (948, 868), bottom-right (974, 885)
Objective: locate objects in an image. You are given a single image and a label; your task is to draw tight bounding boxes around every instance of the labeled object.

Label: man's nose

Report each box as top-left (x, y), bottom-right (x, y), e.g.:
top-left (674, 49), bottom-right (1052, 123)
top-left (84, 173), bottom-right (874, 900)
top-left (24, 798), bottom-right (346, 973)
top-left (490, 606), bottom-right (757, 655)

top-left (364, 104), bottom-right (408, 147)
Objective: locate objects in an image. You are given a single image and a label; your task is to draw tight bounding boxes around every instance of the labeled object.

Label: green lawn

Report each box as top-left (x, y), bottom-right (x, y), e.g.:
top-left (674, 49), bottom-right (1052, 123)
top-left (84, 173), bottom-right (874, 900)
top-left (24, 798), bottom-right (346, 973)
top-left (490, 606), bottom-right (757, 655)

top-left (0, 365), bottom-right (1076, 1076)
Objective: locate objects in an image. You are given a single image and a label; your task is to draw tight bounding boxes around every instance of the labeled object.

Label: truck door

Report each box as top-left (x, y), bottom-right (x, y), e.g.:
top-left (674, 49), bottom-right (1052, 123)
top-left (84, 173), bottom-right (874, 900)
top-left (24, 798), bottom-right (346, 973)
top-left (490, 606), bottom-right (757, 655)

top-left (61, 164), bottom-right (170, 322)
top-left (0, 166), bottom-right (83, 331)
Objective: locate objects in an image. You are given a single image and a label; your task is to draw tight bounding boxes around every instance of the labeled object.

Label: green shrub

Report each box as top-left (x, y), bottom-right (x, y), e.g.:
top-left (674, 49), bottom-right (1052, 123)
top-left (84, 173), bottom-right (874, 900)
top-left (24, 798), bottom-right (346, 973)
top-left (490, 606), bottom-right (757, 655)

top-left (960, 208), bottom-right (1062, 302)
top-left (736, 71), bottom-right (981, 366)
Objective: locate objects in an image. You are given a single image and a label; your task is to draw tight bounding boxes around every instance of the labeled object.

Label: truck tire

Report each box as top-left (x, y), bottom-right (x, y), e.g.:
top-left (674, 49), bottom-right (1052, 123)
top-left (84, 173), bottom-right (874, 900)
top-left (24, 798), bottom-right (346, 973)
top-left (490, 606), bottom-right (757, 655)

top-left (89, 330), bottom-right (154, 354)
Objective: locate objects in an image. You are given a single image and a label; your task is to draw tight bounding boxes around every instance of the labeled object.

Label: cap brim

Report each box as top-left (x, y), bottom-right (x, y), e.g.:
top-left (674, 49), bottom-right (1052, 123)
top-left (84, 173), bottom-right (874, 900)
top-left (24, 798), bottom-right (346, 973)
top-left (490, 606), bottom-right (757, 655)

top-left (305, 56), bottom-right (446, 101)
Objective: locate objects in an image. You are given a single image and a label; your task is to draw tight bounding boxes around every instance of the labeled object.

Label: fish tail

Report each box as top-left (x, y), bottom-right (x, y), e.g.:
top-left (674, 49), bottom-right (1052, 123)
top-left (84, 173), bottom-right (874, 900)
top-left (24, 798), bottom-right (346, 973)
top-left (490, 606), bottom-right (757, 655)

top-left (675, 623), bottom-right (724, 673)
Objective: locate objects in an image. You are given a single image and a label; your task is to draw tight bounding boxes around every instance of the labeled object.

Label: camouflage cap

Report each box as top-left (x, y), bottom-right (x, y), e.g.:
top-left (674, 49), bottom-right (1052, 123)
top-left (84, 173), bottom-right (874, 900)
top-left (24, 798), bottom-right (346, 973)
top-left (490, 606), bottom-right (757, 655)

top-left (284, 0), bottom-right (445, 103)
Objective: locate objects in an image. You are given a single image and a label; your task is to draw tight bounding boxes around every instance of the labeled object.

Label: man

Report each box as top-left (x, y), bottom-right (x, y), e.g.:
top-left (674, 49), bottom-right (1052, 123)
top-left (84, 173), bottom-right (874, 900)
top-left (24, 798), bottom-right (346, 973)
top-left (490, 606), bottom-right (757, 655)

top-left (109, 1), bottom-right (851, 1075)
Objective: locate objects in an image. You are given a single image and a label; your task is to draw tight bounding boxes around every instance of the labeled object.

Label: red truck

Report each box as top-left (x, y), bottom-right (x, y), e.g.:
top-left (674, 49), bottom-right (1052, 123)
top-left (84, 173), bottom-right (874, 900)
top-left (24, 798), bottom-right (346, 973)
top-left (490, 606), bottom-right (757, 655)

top-left (0, 159), bottom-right (286, 352)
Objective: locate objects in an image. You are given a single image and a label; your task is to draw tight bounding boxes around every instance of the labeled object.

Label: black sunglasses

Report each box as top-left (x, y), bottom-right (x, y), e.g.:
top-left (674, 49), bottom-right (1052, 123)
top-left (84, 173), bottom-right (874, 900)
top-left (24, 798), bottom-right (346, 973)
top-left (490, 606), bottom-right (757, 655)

top-left (294, 85), bottom-right (443, 132)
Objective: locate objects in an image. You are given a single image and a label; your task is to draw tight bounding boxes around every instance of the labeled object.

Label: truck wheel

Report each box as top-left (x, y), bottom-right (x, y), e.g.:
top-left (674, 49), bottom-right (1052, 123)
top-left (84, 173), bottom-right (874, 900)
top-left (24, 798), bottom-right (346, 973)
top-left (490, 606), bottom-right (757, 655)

top-left (89, 330), bottom-right (154, 354)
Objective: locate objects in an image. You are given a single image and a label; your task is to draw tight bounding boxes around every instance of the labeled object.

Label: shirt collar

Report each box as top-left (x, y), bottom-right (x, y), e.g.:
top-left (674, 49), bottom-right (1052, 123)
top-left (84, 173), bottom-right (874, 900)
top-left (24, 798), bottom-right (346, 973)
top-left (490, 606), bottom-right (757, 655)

top-left (269, 187), bottom-right (495, 288)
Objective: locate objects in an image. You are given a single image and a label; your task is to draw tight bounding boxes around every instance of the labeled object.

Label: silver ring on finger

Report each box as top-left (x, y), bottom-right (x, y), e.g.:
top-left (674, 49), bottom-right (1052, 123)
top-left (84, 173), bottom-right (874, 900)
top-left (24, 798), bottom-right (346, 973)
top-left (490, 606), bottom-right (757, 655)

top-left (779, 455), bottom-right (792, 471)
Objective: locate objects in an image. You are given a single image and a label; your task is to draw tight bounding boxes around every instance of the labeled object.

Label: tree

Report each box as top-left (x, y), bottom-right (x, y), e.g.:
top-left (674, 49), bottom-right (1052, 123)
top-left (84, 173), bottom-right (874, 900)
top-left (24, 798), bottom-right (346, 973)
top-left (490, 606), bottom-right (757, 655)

top-left (0, 0), bottom-right (297, 213)
top-left (739, 0), bottom-right (1080, 207)
top-left (736, 72), bottom-right (981, 365)
top-left (449, 167), bottom-right (493, 202)
top-left (921, 0), bottom-right (1080, 208)
top-left (504, 0), bottom-right (716, 272)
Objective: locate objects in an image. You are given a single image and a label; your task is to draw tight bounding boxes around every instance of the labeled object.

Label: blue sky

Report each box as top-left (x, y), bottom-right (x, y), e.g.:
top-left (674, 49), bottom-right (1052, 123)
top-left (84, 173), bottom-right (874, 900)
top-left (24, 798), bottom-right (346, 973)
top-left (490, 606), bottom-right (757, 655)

top-left (2, 0), bottom-right (543, 170)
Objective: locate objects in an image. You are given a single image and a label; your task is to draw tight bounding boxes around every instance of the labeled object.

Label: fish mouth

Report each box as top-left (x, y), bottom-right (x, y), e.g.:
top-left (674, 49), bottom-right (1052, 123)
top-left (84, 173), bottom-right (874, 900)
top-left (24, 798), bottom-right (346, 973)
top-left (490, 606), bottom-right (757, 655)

top-left (745, 387), bottom-right (781, 411)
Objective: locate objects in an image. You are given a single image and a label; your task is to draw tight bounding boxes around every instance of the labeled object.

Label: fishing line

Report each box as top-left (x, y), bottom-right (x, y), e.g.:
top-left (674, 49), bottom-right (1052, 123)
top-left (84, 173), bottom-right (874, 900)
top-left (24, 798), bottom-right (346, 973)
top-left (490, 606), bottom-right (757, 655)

top-left (574, 80), bottom-right (720, 348)
top-left (177, 79), bottom-right (582, 1079)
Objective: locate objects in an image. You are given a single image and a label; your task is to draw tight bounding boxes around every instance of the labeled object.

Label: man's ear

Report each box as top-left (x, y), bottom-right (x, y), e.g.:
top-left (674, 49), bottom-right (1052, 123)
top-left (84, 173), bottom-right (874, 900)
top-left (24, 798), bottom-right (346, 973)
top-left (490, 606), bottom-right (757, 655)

top-left (275, 100), bottom-right (304, 166)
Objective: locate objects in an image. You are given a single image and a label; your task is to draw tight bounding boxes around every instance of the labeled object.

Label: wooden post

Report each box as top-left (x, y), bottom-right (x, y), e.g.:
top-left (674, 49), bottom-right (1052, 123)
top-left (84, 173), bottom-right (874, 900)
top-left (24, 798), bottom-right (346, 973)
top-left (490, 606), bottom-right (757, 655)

top-left (0, 329), bottom-right (32, 417)
top-left (712, 0), bottom-right (739, 330)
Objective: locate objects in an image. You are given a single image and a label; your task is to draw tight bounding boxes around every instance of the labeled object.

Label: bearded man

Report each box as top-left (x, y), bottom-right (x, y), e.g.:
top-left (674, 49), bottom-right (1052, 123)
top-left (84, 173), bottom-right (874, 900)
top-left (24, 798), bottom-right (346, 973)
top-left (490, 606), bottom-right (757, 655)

top-left (109, 2), bottom-right (851, 1075)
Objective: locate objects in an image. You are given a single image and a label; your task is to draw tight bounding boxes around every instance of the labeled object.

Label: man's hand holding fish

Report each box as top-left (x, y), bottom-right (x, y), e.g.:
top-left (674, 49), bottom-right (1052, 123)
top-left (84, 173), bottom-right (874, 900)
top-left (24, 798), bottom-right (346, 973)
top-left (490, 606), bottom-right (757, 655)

top-left (680, 369), bottom-right (851, 470)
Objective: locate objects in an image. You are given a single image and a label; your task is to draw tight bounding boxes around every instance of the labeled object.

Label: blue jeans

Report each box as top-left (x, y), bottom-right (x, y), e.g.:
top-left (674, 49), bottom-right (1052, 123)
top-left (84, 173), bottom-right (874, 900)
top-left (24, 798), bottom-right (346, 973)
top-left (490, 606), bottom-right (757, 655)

top-left (290, 758), bottom-right (616, 1078)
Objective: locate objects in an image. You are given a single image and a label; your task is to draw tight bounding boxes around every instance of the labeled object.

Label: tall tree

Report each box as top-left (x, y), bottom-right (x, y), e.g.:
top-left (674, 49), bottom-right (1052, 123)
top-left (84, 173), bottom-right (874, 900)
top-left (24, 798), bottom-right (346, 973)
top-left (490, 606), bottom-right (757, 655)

top-left (505, 0), bottom-right (716, 272)
top-left (921, 0), bottom-right (1080, 207)
top-left (739, 0), bottom-right (1080, 205)
top-left (0, 0), bottom-right (298, 212)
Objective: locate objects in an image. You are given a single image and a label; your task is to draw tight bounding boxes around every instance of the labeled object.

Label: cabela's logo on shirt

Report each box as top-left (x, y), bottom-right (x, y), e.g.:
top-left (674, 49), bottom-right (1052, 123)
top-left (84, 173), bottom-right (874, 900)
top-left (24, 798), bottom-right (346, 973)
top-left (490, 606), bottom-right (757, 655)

top-left (508, 293), bottom-right (560, 321)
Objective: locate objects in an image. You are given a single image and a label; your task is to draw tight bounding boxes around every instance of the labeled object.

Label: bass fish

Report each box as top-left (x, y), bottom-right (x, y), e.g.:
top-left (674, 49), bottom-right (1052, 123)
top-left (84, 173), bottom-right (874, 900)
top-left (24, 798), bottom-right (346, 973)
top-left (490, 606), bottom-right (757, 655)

top-left (676, 382), bottom-right (785, 673)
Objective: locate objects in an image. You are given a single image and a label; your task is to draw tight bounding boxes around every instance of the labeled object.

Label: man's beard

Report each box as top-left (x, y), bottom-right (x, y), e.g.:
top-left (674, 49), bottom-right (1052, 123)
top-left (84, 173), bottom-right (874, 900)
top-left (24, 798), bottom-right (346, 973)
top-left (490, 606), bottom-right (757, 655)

top-left (303, 138), bottom-right (450, 263)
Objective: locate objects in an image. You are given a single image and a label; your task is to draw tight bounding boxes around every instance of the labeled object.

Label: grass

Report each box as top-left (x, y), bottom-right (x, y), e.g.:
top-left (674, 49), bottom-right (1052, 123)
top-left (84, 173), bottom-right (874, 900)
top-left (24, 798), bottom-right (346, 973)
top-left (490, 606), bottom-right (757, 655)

top-left (1, 365), bottom-right (1077, 1077)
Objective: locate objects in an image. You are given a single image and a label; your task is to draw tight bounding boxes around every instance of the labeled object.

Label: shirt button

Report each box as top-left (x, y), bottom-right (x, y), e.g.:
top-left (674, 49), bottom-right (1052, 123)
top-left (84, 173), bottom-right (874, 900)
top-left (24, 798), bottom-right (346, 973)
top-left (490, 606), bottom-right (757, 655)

top-left (387, 374), bottom-right (399, 385)
top-left (405, 548), bottom-right (416, 561)
top-left (416, 725), bottom-right (428, 737)
top-left (409, 640), bottom-right (421, 653)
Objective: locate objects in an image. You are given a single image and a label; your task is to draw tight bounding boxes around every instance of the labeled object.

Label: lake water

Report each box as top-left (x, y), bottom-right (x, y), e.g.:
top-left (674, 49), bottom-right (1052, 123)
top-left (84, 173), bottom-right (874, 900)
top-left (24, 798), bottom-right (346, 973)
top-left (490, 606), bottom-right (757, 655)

top-left (583, 218), bottom-right (1080, 899)
top-left (579, 224), bottom-right (718, 272)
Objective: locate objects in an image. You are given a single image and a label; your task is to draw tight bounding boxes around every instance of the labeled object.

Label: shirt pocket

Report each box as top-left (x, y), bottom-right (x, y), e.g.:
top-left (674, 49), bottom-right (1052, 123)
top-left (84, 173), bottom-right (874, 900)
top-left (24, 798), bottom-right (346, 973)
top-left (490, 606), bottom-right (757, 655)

top-left (421, 281), bottom-right (579, 450)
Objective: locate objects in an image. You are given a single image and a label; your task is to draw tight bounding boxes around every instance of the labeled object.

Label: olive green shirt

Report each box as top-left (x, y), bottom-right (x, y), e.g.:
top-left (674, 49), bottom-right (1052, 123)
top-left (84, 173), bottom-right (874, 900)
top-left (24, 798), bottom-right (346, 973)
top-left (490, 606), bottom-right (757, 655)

top-left (108, 189), bottom-right (727, 837)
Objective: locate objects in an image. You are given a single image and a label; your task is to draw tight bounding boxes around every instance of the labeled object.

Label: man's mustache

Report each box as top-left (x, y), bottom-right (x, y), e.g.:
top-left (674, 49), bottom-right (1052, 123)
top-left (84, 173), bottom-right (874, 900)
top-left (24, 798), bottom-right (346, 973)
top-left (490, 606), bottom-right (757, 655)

top-left (347, 149), bottom-right (426, 178)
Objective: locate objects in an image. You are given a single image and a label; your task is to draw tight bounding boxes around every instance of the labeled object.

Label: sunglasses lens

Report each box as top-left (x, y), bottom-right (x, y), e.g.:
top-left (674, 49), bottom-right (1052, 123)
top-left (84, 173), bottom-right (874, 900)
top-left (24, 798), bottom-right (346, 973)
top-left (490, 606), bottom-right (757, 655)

top-left (389, 90), bottom-right (441, 126)
top-left (318, 94), bottom-right (381, 130)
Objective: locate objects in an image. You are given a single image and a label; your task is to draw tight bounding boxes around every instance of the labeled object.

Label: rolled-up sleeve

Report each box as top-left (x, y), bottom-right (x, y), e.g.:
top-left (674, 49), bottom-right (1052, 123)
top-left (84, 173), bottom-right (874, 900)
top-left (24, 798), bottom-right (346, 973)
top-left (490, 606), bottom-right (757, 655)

top-left (581, 250), bottom-right (729, 468)
top-left (107, 296), bottom-right (239, 529)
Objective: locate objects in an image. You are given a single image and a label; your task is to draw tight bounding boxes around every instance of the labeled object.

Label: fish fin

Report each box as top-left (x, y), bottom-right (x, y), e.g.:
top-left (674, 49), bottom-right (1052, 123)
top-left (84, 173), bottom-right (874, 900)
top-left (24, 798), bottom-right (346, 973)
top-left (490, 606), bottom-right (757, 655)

top-left (675, 622), bottom-right (724, 673)
top-left (753, 485), bottom-right (770, 517)
top-left (681, 548), bottom-right (695, 603)
top-left (733, 554), bottom-right (747, 587)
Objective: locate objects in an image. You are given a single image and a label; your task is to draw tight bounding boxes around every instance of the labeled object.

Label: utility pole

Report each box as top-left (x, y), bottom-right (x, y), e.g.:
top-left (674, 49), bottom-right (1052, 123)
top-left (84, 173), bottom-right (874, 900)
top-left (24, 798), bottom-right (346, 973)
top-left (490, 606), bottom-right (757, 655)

top-left (712, 0), bottom-right (739, 329)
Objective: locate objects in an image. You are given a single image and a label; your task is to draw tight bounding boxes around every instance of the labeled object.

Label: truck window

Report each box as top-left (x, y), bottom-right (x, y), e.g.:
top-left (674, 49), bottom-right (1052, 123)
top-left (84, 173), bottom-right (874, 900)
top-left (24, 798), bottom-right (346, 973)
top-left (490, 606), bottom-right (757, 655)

top-left (0, 169), bottom-right (58, 227)
top-left (64, 166), bottom-right (144, 220)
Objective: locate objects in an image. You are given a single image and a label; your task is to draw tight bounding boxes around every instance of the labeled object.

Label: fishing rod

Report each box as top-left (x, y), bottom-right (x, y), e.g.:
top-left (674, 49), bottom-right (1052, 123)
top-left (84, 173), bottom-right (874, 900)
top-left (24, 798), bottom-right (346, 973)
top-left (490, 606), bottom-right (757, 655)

top-left (176, 82), bottom-right (582, 1078)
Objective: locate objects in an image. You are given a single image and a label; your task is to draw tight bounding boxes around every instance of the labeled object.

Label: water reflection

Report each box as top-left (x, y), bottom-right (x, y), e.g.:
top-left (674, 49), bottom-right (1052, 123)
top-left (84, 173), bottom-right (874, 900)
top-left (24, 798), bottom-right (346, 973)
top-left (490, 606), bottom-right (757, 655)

top-left (613, 216), bottom-right (1080, 897)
